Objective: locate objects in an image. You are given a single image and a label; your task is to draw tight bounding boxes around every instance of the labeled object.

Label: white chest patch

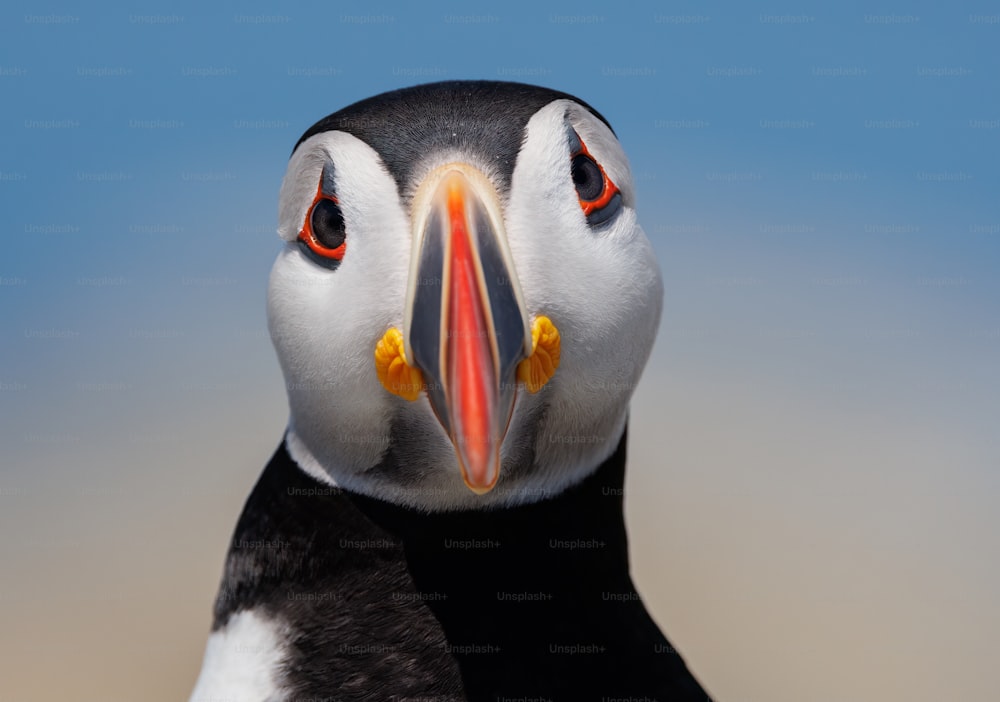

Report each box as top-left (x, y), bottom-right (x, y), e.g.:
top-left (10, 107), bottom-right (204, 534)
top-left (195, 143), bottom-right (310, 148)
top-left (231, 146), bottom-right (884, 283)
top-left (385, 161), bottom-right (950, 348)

top-left (189, 609), bottom-right (287, 702)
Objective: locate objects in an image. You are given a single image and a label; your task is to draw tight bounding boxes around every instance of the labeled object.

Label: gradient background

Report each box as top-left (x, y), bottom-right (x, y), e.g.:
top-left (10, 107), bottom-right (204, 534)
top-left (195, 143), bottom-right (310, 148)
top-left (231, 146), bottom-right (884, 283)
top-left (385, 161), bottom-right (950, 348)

top-left (1, 2), bottom-right (998, 701)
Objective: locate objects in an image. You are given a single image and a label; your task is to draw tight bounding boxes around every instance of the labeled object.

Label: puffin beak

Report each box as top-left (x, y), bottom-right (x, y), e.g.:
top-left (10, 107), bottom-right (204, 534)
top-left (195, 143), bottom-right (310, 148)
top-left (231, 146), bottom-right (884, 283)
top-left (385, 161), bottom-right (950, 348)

top-left (404, 164), bottom-right (532, 494)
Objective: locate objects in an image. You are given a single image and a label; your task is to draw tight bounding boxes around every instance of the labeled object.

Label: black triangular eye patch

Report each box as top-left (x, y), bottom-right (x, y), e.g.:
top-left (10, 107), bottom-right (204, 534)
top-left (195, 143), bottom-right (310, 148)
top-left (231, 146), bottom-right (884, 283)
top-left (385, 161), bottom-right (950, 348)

top-left (320, 161), bottom-right (337, 197)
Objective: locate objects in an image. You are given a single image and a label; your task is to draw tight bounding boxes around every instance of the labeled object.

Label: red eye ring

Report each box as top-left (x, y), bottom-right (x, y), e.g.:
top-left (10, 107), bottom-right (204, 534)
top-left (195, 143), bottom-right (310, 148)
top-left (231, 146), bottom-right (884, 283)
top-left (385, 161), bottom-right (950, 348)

top-left (298, 182), bottom-right (346, 261)
top-left (572, 136), bottom-right (620, 217)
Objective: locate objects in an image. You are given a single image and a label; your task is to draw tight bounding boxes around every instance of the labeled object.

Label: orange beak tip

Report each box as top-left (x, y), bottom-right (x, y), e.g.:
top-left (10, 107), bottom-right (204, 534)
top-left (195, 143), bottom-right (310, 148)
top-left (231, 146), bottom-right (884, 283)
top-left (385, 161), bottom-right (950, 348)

top-left (458, 455), bottom-right (500, 495)
top-left (463, 480), bottom-right (496, 496)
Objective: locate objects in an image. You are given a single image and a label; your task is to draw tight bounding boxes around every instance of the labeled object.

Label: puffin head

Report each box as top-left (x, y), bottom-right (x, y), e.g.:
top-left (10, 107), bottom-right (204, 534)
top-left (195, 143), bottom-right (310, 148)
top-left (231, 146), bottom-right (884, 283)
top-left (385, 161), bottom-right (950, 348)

top-left (268, 81), bottom-right (662, 510)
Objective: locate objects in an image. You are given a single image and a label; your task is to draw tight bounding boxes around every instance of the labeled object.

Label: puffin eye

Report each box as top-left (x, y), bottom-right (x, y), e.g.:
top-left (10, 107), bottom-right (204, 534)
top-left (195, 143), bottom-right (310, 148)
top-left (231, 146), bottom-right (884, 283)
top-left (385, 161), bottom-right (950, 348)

top-left (310, 198), bottom-right (346, 250)
top-left (571, 154), bottom-right (604, 201)
top-left (298, 188), bottom-right (346, 269)
top-left (569, 131), bottom-right (623, 227)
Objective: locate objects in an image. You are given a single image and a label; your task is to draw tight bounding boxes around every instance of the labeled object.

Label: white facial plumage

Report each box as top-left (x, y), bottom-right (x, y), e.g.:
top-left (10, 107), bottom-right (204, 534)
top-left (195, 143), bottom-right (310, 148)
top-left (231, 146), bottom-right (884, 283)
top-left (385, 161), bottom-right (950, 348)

top-left (268, 97), bottom-right (663, 511)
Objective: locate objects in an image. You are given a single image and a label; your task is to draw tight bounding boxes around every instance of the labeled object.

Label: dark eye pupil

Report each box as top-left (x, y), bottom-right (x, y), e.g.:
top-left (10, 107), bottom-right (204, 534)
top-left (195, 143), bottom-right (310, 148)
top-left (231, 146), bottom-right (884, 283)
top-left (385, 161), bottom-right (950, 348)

top-left (571, 154), bottom-right (604, 201)
top-left (310, 198), bottom-right (345, 249)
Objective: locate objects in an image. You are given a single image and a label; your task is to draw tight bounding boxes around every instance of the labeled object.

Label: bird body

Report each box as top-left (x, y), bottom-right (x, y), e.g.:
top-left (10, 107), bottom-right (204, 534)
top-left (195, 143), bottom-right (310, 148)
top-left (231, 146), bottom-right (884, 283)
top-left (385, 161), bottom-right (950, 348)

top-left (190, 81), bottom-right (711, 701)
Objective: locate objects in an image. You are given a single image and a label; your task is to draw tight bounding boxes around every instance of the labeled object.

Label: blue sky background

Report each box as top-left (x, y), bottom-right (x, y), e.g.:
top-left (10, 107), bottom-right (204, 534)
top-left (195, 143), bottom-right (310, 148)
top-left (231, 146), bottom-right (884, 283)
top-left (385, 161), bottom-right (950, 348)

top-left (1, 2), bottom-right (997, 701)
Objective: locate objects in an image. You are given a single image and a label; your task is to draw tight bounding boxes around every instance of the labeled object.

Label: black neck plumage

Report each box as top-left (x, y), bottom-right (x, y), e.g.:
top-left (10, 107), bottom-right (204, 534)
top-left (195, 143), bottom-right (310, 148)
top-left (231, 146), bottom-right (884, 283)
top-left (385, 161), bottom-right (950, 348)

top-left (214, 427), bottom-right (710, 701)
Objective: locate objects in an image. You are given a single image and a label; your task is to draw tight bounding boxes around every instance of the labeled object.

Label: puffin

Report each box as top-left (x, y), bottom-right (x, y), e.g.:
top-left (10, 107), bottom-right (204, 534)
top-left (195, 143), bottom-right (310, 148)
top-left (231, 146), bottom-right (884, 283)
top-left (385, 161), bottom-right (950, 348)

top-left (189, 81), bottom-right (712, 702)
